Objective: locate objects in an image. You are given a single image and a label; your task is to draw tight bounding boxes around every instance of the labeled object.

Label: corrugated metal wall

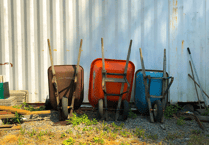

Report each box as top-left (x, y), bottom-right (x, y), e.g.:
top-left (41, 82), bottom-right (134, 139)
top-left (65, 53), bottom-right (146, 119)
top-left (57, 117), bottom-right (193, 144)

top-left (0, 0), bottom-right (209, 105)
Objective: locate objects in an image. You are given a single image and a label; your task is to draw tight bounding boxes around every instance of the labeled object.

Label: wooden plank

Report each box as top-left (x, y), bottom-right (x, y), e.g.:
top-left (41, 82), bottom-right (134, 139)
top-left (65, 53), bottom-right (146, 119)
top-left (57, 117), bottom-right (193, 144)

top-left (0, 125), bottom-right (21, 131)
top-left (0, 125), bottom-right (13, 128)
top-left (0, 114), bottom-right (15, 119)
top-left (0, 105), bottom-right (51, 115)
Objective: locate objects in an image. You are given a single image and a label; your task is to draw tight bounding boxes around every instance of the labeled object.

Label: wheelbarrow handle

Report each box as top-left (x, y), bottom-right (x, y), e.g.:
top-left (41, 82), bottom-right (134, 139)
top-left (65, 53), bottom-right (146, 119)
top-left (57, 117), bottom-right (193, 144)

top-left (162, 77), bottom-right (174, 99)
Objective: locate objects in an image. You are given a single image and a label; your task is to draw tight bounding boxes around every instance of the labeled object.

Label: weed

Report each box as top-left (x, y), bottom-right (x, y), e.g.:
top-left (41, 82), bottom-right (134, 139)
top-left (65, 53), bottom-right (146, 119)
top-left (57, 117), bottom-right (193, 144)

top-left (165, 132), bottom-right (181, 141)
top-left (176, 116), bottom-right (185, 126)
top-left (28, 129), bottom-right (36, 137)
top-left (62, 137), bottom-right (75, 145)
top-left (93, 137), bottom-right (104, 145)
top-left (191, 130), bottom-right (201, 135)
top-left (76, 133), bottom-right (81, 139)
top-left (187, 134), bottom-right (209, 145)
top-left (96, 127), bottom-right (99, 133)
top-left (22, 102), bottom-right (45, 111)
top-left (128, 109), bottom-right (137, 119)
top-left (164, 104), bottom-right (182, 119)
top-left (61, 133), bottom-right (67, 138)
top-left (110, 132), bottom-right (117, 140)
top-left (66, 129), bottom-right (73, 134)
top-left (201, 108), bottom-right (209, 116)
top-left (13, 104), bottom-right (23, 109)
top-left (67, 113), bottom-right (98, 127)
top-left (120, 130), bottom-right (132, 138)
top-left (147, 134), bottom-right (158, 140)
top-left (134, 127), bottom-right (145, 139)
top-left (20, 127), bottom-right (25, 135)
top-left (18, 138), bottom-right (24, 145)
top-left (120, 142), bottom-right (130, 145)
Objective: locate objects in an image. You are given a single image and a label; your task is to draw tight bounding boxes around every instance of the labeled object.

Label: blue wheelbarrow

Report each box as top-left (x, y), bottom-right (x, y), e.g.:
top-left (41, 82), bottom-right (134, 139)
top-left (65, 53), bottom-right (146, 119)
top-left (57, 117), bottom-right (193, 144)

top-left (134, 48), bottom-right (174, 123)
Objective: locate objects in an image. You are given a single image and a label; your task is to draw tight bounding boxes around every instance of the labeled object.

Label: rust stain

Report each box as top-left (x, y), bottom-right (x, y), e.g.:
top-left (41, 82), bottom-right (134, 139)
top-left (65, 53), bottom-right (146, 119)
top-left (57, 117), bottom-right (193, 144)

top-left (66, 50), bottom-right (70, 51)
top-left (54, 49), bottom-right (57, 51)
top-left (81, 50), bottom-right (83, 51)
top-left (0, 62), bottom-right (13, 67)
top-left (42, 50), bottom-right (44, 51)
top-left (176, 47), bottom-right (177, 51)
top-left (181, 40), bottom-right (184, 53)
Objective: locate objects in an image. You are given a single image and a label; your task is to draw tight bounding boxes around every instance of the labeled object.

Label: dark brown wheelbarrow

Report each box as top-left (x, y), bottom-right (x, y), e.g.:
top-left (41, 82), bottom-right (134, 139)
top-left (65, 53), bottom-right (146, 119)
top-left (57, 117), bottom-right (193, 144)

top-left (45, 39), bottom-right (84, 121)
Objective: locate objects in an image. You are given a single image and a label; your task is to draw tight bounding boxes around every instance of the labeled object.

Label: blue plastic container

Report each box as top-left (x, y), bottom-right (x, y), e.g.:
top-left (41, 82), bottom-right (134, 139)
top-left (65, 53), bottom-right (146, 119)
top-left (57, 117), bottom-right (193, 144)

top-left (134, 70), bottom-right (168, 114)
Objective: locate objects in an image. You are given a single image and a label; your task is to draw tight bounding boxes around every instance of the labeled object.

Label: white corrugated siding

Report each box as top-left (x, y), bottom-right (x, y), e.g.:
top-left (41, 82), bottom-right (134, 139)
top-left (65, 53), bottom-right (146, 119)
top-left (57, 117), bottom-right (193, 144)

top-left (0, 0), bottom-right (209, 105)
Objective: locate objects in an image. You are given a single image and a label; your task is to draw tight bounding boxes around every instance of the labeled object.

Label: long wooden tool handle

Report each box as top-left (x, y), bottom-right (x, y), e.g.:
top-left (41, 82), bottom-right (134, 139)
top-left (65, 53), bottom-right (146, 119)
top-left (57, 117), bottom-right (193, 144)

top-left (101, 38), bottom-right (105, 71)
top-left (47, 39), bottom-right (55, 75)
top-left (188, 74), bottom-right (209, 99)
top-left (189, 61), bottom-right (201, 107)
top-left (124, 40), bottom-right (132, 74)
top-left (75, 39), bottom-right (83, 83)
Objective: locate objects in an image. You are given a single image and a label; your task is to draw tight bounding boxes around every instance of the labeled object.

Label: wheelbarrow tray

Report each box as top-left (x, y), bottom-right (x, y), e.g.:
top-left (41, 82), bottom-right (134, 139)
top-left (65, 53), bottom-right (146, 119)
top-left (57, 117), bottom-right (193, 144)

top-left (48, 65), bottom-right (84, 110)
top-left (134, 69), bottom-right (169, 114)
top-left (88, 58), bottom-right (135, 108)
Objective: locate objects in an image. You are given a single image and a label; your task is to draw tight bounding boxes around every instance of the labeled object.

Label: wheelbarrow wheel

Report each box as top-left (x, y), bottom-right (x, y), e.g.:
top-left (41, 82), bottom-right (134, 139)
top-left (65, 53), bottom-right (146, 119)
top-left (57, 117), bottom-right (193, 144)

top-left (152, 100), bottom-right (163, 122)
top-left (61, 96), bottom-right (68, 120)
top-left (97, 99), bottom-right (103, 120)
top-left (45, 95), bottom-right (52, 110)
top-left (118, 100), bottom-right (129, 121)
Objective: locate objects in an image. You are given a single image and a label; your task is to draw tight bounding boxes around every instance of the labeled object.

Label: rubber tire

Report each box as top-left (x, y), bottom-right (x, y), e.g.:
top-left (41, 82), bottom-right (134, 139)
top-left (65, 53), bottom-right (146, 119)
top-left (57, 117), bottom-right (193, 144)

top-left (122, 100), bottom-right (129, 121)
top-left (45, 98), bottom-right (52, 110)
top-left (62, 96), bottom-right (68, 120)
top-left (97, 99), bottom-right (103, 120)
top-left (152, 100), bottom-right (163, 122)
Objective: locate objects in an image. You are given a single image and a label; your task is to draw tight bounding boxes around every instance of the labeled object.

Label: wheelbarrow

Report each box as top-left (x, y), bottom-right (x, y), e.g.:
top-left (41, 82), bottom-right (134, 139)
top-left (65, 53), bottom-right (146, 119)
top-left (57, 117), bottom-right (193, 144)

top-left (46, 39), bottom-right (84, 121)
top-left (88, 38), bottom-right (135, 121)
top-left (134, 48), bottom-right (174, 123)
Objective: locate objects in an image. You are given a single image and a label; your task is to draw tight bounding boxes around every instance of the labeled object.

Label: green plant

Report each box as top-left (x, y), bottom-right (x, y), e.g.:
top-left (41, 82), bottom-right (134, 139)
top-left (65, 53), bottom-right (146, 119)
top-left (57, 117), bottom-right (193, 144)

top-left (66, 129), bottom-right (73, 134)
top-left (201, 108), bottom-right (209, 116)
top-left (128, 109), bottom-right (137, 119)
top-left (66, 113), bottom-right (98, 127)
top-left (120, 142), bottom-right (130, 145)
top-left (164, 104), bottom-right (182, 119)
top-left (13, 112), bottom-right (23, 124)
top-left (93, 137), bottom-right (104, 145)
top-left (20, 127), bottom-right (25, 135)
top-left (13, 104), bottom-right (23, 109)
top-left (62, 137), bottom-right (75, 145)
top-left (28, 129), bottom-right (36, 137)
top-left (177, 116), bottom-right (185, 126)
top-left (18, 138), bottom-right (24, 145)
top-left (191, 130), bottom-right (201, 135)
top-left (147, 134), bottom-right (158, 140)
top-left (79, 143), bottom-right (86, 145)
top-left (120, 130), bottom-right (132, 138)
top-left (61, 133), bottom-right (67, 138)
top-left (23, 102), bottom-right (45, 111)
top-left (165, 132), bottom-right (181, 141)
top-left (134, 127), bottom-right (145, 139)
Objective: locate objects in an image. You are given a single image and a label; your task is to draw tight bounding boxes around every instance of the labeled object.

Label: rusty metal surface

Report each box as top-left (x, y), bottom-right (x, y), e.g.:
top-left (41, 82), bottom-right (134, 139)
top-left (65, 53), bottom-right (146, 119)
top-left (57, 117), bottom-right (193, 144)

top-left (48, 65), bottom-right (84, 110)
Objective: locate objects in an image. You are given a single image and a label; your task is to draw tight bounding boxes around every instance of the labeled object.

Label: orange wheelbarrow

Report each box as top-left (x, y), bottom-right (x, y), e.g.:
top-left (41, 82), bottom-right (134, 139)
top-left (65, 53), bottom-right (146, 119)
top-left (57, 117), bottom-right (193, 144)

top-left (88, 38), bottom-right (135, 121)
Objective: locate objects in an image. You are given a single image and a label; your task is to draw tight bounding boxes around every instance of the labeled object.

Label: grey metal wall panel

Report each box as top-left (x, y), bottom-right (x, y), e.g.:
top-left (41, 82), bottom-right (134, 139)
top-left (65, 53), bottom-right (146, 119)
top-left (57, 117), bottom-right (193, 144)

top-left (0, 0), bottom-right (209, 105)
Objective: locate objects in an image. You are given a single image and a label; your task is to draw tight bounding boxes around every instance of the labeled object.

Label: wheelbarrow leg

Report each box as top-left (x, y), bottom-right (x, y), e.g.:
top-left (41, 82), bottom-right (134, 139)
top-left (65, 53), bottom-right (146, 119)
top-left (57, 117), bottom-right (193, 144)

top-left (115, 40), bottom-right (132, 121)
top-left (139, 48), bottom-right (154, 123)
top-left (161, 49), bottom-right (166, 123)
top-left (69, 39), bottom-right (83, 118)
top-left (104, 94), bottom-right (108, 121)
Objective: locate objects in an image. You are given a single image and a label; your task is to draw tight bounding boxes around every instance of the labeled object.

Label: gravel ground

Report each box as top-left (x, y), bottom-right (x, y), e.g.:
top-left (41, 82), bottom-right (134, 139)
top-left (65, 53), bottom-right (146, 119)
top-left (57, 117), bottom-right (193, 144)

top-left (1, 109), bottom-right (209, 145)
